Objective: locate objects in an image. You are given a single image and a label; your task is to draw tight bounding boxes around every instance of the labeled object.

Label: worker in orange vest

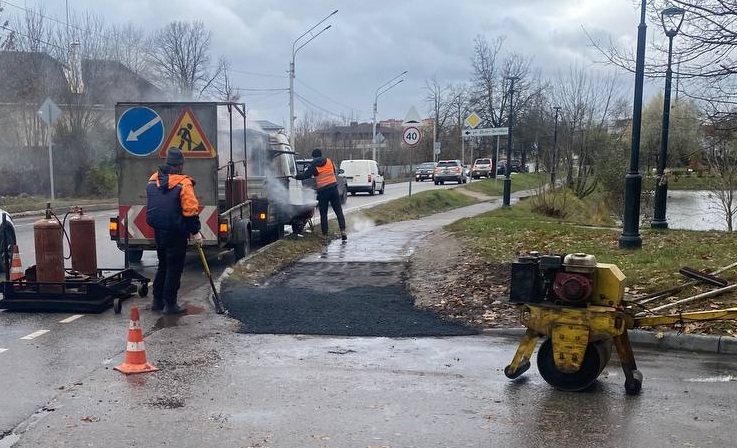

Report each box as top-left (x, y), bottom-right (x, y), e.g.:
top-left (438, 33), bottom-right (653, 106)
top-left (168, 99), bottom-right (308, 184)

top-left (295, 149), bottom-right (347, 241)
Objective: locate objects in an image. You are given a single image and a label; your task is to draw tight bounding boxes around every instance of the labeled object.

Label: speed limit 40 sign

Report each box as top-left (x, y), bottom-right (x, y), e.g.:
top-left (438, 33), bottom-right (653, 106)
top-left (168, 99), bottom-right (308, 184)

top-left (402, 126), bottom-right (422, 146)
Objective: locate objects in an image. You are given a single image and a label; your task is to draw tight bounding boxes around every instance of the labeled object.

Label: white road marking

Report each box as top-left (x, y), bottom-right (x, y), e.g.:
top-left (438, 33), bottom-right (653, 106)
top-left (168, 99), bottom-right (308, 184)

top-left (0, 348), bottom-right (7, 355)
top-left (59, 315), bottom-right (84, 323)
top-left (20, 330), bottom-right (50, 340)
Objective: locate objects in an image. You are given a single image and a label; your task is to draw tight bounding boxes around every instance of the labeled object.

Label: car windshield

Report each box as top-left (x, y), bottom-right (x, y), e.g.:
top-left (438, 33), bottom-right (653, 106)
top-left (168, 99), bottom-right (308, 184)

top-left (475, 159), bottom-right (491, 165)
top-left (419, 162), bottom-right (434, 169)
top-left (437, 161), bottom-right (459, 167)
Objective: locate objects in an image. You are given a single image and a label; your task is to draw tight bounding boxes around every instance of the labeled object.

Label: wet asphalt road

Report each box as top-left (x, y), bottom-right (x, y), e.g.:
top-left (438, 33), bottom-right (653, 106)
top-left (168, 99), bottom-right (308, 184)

top-left (3, 189), bottom-right (737, 447)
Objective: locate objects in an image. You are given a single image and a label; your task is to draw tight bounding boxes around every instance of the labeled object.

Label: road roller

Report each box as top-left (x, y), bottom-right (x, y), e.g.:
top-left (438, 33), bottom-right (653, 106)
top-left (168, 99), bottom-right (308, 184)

top-left (503, 252), bottom-right (737, 395)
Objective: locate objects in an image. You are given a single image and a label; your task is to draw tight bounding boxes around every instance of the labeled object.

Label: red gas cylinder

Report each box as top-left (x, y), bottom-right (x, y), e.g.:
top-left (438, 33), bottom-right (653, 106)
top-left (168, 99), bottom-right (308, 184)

top-left (69, 209), bottom-right (97, 276)
top-left (33, 212), bottom-right (64, 283)
top-left (225, 175), bottom-right (247, 208)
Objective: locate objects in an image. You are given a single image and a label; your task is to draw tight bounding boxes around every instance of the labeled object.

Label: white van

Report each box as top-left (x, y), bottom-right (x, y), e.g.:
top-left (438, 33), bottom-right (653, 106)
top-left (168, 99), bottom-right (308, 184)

top-left (339, 159), bottom-right (385, 195)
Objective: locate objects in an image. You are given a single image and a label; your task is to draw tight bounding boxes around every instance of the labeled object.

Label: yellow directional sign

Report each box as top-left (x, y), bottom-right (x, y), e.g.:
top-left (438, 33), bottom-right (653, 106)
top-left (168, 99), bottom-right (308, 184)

top-left (160, 107), bottom-right (216, 158)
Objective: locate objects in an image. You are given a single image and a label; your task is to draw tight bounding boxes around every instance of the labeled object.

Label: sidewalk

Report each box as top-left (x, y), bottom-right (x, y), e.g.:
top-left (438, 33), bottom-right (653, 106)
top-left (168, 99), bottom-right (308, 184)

top-left (217, 191), bottom-right (737, 356)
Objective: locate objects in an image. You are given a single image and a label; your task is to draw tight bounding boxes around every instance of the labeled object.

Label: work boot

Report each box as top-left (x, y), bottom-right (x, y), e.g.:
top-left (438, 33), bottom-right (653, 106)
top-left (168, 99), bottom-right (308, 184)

top-left (151, 299), bottom-right (164, 312)
top-left (163, 304), bottom-right (187, 315)
top-left (341, 231), bottom-right (348, 241)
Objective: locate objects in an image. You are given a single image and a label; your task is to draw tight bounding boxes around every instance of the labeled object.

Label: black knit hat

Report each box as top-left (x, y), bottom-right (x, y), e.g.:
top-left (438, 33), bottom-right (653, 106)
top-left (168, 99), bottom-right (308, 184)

top-left (311, 148), bottom-right (322, 158)
top-left (165, 148), bottom-right (184, 166)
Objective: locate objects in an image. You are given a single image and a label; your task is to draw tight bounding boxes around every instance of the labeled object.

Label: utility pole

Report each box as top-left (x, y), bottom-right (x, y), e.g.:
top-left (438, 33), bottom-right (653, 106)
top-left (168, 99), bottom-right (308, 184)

top-left (289, 10), bottom-right (338, 139)
top-left (502, 76), bottom-right (519, 207)
top-left (552, 106), bottom-right (561, 185)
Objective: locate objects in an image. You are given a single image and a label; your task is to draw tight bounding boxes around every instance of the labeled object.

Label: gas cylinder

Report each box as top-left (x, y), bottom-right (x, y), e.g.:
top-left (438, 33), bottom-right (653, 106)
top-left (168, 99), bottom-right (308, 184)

top-left (33, 211), bottom-right (64, 283)
top-left (225, 175), bottom-right (247, 208)
top-left (69, 208), bottom-right (97, 276)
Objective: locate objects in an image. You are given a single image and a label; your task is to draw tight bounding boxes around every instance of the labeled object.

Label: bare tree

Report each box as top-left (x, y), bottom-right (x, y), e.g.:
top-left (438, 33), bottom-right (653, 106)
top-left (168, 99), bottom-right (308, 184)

top-left (423, 77), bottom-right (456, 159)
top-left (703, 118), bottom-right (737, 231)
top-left (550, 64), bottom-right (626, 198)
top-left (468, 36), bottom-right (533, 127)
top-left (110, 23), bottom-right (152, 78)
top-left (211, 57), bottom-right (240, 103)
top-left (592, 1), bottom-right (737, 119)
top-left (0, 2), bottom-right (15, 50)
top-left (149, 20), bottom-right (223, 99)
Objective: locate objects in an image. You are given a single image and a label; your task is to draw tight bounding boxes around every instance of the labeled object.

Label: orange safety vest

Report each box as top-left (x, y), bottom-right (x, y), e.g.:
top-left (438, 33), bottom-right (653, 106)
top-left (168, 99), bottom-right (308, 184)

top-left (314, 158), bottom-right (338, 189)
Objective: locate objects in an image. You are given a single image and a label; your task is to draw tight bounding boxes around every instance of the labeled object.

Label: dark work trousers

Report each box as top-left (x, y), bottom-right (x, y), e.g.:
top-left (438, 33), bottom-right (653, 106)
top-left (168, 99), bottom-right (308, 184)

top-left (152, 229), bottom-right (188, 307)
top-left (317, 184), bottom-right (346, 236)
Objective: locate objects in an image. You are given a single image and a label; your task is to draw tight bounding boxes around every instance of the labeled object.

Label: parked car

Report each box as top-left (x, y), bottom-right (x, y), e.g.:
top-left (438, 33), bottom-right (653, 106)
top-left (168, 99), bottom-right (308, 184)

top-left (463, 165), bottom-right (472, 181)
top-left (434, 159), bottom-right (468, 184)
top-left (510, 159), bottom-right (526, 173)
top-left (339, 159), bottom-right (385, 195)
top-left (497, 159), bottom-right (526, 175)
top-left (295, 158), bottom-right (348, 204)
top-left (471, 158), bottom-right (493, 178)
top-left (0, 208), bottom-right (16, 276)
top-left (415, 161), bottom-right (436, 182)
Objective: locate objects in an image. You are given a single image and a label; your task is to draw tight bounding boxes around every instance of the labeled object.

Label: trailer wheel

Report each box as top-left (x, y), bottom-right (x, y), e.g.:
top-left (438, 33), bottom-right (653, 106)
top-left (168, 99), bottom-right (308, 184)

top-left (234, 232), bottom-right (250, 261)
top-left (127, 249), bottom-right (143, 263)
top-left (138, 282), bottom-right (149, 297)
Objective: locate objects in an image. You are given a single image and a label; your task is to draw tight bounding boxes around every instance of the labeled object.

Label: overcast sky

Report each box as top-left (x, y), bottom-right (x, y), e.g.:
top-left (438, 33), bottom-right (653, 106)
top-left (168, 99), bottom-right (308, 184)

top-left (14, 0), bottom-right (647, 127)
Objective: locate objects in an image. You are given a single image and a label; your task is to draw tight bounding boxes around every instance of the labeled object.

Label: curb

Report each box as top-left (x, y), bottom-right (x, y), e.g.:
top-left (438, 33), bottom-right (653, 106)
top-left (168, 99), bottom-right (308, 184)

top-left (485, 327), bottom-right (737, 355)
top-left (9, 203), bottom-right (117, 218)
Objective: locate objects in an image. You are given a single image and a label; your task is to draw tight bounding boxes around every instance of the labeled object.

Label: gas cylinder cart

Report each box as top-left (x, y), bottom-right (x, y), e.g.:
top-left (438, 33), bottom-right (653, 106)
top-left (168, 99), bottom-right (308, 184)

top-left (0, 207), bottom-right (150, 314)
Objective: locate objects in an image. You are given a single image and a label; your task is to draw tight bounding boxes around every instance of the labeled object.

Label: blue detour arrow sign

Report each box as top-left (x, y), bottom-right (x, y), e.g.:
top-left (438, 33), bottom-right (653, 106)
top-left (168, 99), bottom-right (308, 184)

top-left (117, 106), bottom-right (165, 156)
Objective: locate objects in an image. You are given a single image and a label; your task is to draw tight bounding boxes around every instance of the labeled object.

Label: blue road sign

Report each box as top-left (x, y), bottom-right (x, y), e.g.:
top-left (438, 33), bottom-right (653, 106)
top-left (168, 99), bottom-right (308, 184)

top-left (117, 106), bottom-right (164, 156)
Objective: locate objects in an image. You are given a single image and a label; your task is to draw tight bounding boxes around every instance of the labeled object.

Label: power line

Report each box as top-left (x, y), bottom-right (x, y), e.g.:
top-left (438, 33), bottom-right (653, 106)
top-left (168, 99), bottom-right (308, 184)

top-left (233, 87), bottom-right (289, 92)
top-left (296, 78), bottom-right (364, 114)
top-left (294, 92), bottom-right (347, 120)
top-left (229, 67), bottom-right (287, 79)
top-left (3, 0), bottom-right (109, 40)
top-left (0, 23), bottom-right (64, 50)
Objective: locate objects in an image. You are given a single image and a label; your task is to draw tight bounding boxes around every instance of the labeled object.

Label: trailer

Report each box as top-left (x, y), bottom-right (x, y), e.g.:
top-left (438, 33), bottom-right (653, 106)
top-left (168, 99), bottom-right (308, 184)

top-left (109, 102), bottom-right (252, 262)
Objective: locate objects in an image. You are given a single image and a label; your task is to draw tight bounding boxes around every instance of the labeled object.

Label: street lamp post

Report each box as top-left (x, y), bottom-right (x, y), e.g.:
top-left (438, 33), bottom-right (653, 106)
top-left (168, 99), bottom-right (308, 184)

top-left (618, 0), bottom-right (648, 249)
top-left (372, 70), bottom-right (407, 160)
top-left (552, 106), bottom-right (561, 185)
top-left (289, 10), bottom-right (338, 139)
top-left (651, 6), bottom-right (685, 229)
top-left (502, 76), bottom-right (518, 207)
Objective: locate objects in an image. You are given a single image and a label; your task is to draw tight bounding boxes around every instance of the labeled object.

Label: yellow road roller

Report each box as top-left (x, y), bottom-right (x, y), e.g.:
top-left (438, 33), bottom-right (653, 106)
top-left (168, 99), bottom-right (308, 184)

top-left (503, 252), bottom-right (737, 395)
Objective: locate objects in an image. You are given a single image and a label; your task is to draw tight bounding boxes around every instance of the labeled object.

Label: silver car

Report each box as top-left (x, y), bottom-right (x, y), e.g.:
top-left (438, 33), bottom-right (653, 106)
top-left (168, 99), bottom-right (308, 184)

top-left (434, 159), bottom-right (468, 184)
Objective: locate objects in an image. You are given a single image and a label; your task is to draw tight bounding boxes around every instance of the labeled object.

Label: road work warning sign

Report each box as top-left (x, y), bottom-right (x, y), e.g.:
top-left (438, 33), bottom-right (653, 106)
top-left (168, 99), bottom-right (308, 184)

top-left (160, 107), bottom-right (216, 158)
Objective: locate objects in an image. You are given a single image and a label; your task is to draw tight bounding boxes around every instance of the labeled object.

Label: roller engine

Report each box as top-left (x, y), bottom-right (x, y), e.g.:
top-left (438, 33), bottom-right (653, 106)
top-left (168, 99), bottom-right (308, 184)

top-left (509, 252), bottom-right (611, 307)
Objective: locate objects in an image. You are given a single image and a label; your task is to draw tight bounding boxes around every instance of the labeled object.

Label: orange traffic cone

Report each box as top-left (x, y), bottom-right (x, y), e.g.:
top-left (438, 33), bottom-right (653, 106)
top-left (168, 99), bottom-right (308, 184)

top-left (9, 245), bottom-right (23, 281)
top-left (114, 304), bottom-right (157, 374)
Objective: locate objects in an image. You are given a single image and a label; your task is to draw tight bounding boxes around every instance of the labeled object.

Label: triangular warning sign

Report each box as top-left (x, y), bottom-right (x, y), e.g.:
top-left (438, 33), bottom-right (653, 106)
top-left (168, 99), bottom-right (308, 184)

top-left (160, 107), bottom-right (216, 158)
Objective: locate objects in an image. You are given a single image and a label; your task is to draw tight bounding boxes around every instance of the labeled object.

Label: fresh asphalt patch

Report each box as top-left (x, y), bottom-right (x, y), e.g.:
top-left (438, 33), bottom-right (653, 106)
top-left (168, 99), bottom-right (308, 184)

top-left (221, 261), bottom-right (477, 337)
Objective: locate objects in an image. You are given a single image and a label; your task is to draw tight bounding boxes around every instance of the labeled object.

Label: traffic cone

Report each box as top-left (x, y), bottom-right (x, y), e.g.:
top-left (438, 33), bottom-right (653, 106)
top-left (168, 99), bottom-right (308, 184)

top-left (9, 245), bottom-right (23, 281)
top-left (114, 304), bottom-right (157, 374)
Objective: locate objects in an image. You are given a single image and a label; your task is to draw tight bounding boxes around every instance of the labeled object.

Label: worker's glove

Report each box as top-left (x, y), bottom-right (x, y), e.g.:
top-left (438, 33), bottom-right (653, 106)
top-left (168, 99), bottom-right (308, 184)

top-left (190, 232), bottom-right (203, 247)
